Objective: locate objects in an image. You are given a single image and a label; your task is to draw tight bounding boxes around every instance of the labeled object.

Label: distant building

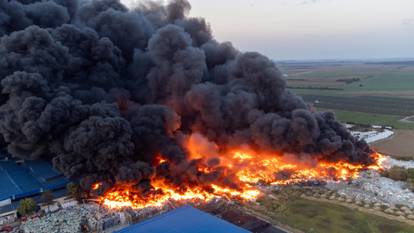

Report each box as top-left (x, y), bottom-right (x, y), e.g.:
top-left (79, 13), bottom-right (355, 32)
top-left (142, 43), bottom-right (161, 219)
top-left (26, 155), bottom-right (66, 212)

top-left (0, 151), bottom-right (69, 212)
top-left (115, 205), bottom-right (251, 233)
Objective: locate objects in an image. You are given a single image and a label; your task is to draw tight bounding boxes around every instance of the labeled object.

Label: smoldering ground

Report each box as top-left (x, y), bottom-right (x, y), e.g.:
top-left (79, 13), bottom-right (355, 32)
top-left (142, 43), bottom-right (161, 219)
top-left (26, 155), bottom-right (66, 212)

top-left (0, 0), bottom-right (372, 191)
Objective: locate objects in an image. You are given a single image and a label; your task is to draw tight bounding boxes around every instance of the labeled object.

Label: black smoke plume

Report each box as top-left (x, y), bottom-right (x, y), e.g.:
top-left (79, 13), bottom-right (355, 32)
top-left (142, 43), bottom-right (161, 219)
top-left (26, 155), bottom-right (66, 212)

top-left (0, 0), bottom-right (372, 191)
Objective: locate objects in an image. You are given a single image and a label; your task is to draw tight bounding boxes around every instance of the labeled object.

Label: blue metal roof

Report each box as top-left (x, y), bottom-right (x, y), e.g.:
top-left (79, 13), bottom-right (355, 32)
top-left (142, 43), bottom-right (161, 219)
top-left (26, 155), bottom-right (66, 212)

top-left (115, 205), bottom-right (251, 233)
top-left (0, 163), bottom-right (21, 200)
top-left (0, 157), bottom-right (69, 201)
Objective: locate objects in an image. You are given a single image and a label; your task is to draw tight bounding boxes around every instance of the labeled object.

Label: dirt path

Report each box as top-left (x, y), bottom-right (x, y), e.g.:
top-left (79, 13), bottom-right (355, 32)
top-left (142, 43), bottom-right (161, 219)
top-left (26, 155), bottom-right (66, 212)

top-left (400, 115), bottom-right (414, 123)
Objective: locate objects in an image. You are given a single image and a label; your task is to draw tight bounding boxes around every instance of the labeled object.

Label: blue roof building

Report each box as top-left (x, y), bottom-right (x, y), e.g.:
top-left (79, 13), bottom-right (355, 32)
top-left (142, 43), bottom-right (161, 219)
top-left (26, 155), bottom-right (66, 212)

top-left (115, 205), bottom-right (251, 233)
top-left (0, 156), bottom-right (69, 204)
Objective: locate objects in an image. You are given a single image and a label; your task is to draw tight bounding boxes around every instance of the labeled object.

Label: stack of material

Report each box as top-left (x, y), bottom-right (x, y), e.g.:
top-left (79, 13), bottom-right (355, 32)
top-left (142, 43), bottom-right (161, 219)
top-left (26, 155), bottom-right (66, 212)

top-left (327, 171), bottom-right (414, 208)
top-left (21, 202), bottom-right (171, 233)
top-left (22, 204), bottom-right (104, 233)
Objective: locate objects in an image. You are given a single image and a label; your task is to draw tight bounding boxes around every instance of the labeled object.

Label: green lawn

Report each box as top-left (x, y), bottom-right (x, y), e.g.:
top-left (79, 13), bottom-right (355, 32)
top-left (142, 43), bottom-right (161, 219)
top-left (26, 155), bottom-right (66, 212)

top-left (323, 109), bottom-right (414, 130)
top-left (283, 64), bottom-right (393, 80)
top-left (288, 65), bottom-right (414, 98)
top-left (256, 197), bottom-right (414, 233)
top-left (345, 71), bottom-right (414, 92)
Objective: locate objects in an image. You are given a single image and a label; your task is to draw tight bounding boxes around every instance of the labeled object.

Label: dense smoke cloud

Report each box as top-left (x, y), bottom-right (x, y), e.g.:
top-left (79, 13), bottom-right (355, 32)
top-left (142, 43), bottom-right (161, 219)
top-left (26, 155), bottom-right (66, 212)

top-left (0, 0), bottom-right (372, 190)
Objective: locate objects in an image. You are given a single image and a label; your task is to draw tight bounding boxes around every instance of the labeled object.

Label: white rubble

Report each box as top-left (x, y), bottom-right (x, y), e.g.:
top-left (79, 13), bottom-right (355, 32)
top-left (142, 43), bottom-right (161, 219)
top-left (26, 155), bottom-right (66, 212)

top-left (344, 123), bottom-right (354, 129)
top-left (351, 129), bottom-right (394, 143)
top-left (382, 156), bottom-right (414, 169)
top-left (22, 204), bottom-right (114, 233)
top-left (343, 123), bottom-right (394, 143)
top-left (20, 202), bottom-right (164, 233)
top-left (327, 170), bottom-right (414, 208)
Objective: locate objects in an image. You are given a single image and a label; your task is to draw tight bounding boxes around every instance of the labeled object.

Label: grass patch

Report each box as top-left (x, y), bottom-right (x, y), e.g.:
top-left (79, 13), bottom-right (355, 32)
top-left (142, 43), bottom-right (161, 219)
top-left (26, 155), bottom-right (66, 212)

top-left (320, 109), bottom-right (414, 130)
top-left (256, 197), bottom-right (414, 233)
top-left (345, 70), bottom-right (414, 92)
top-left (287, 64), bottom-right (414, 98)
top-left (301, 95), bottom-right (414, 116)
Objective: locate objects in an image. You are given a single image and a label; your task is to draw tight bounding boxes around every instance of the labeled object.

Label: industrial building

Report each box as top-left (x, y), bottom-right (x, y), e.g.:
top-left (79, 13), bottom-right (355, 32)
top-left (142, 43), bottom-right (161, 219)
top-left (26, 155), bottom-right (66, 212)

top-left (0, 151), bottom-right (69, 210)
top-left (115, 205), bottom-right (251, 233)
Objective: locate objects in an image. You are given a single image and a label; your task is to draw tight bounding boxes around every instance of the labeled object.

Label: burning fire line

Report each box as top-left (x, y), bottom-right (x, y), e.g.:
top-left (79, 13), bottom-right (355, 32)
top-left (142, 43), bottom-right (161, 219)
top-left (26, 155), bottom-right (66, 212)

top-left (96, 149), bottom-right (385, 210)
top-left (99, 181), bottom-right (260, 210)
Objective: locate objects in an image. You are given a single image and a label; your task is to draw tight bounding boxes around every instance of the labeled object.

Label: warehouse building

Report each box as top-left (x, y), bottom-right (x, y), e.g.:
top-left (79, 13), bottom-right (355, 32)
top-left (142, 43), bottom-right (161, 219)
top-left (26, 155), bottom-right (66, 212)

top-left (0, 151), bottom-right (69, 212)
top-left (115, 205), bottom-right (251, 233)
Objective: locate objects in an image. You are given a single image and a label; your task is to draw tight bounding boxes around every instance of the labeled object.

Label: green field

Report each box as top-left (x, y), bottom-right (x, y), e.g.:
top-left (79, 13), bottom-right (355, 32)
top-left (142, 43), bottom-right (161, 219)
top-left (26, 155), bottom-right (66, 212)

top-left (256, 196), bottom-right (414, 233)
top-left (304, 95), bottom-right (414, 116)
top-left (283, 63), bottom-right (414, 98)
top-left (280, 62), bottom-right (414, 129)
top-left (324, 109), bottom-right (414, 130)
top-left (345, 70), bottom-right (414, 93)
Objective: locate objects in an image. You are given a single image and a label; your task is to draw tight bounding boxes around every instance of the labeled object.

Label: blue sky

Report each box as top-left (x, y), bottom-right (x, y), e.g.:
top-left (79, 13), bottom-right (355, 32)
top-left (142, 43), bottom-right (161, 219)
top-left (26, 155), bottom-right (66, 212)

top-left (122, 0), bottom-right (414, 60)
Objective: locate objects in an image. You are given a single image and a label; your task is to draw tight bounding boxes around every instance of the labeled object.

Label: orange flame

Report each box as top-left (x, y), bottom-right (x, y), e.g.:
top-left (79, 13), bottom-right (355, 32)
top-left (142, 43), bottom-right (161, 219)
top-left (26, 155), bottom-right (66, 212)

top-left (92, 183), bottom-right (101, 191)
top-left (100, 180), bottom-right (260, 210)
top-left (98, 134), bottom-right (385, 210)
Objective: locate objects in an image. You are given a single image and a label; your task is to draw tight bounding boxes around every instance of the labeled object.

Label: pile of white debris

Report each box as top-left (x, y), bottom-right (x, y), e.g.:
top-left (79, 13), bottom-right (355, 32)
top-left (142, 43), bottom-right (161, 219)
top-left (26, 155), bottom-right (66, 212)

top-left (327, 157), bottom-right (414, 208)
top-left (20, 202), bottom-right (166, 233)
top-left (345, 124), bottom-right (394, 143)
top-left (21, 204), bottom-right (120, 233)
top-left (382, 156), bottom-right (414, 169)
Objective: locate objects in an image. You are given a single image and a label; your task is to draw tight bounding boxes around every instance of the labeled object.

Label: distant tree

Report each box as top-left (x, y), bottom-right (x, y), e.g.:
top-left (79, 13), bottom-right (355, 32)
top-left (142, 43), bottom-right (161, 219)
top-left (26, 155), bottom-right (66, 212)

top-left (67, 182), bottom-right (78, 196)
top-left (66, 182), bottom-right (82, 201)
top-left (407, 168), bottom-right (414, 180)
top-left (17, 198), bottom-right (37, 216)
top-left (41, 190), bottom-right (54, 205)
top-left (407, 180), bottom-right (414, 192)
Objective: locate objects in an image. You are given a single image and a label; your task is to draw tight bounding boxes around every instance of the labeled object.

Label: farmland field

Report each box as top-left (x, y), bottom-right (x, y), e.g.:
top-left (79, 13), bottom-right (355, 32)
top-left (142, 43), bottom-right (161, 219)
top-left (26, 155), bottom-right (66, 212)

top-left (280, 62), bottom-right (414, 98)
top-left (279, 61), bottom-right (414, 125)
top-left (280, 60), bottom-right (414, 158)
top-left (317, 109), bottom-right (414, 130)
top-left (306, 95), bottom-right (414, 116)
